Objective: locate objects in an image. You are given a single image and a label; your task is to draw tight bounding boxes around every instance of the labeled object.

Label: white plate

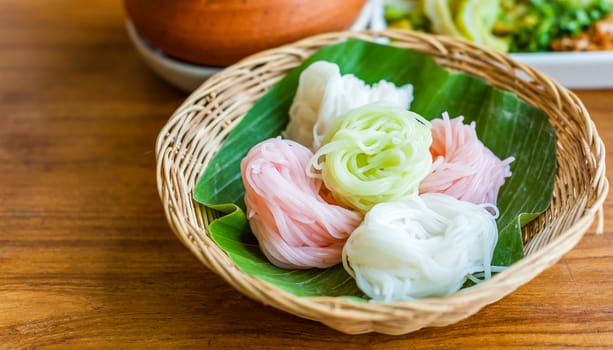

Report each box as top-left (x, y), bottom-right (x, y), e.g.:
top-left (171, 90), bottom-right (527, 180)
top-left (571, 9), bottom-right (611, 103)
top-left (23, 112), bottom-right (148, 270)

top-left (125, 0), bottom-right (379, 92)
top-left (510, 51), bottom-right (613, 90)
top-left (126, 21), bottom-right (221, 92)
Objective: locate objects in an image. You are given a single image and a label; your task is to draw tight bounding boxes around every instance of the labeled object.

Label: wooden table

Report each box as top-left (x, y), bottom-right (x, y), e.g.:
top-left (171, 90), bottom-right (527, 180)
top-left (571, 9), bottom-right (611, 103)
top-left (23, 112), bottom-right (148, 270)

top-left (1, 1), bottom-right (611, 348)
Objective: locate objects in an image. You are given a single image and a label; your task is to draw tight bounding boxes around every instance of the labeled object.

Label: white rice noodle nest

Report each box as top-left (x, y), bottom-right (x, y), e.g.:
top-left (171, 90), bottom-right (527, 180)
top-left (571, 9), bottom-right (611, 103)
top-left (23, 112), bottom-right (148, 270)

top-left (342, 193), bottom-right (499, 301)
top-left (284, 61), bottom-right (413, 149)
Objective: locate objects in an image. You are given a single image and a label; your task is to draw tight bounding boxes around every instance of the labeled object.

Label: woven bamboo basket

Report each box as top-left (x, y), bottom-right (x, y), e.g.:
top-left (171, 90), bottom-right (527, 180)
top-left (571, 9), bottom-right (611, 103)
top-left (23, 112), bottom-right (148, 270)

top-left (155, 30), bottom-right (608, 335)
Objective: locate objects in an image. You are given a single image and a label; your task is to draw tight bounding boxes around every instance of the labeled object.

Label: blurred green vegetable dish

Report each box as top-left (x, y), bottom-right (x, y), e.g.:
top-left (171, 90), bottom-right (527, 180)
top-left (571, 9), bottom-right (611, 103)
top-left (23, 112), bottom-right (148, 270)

top-left (384, 0), bottom-right (613, 52)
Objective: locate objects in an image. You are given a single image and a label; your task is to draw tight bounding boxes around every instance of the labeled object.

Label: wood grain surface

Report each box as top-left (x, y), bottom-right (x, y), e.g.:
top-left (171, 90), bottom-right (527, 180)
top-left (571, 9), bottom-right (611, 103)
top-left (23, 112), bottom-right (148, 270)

top-left (0, 1), bottom-right (611, 348)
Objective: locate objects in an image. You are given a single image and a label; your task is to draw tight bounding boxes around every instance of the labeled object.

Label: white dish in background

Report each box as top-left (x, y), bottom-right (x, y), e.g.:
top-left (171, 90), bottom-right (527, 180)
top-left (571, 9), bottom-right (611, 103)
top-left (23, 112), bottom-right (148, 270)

top-left (510, 51), bottom-right (613, 90)
top-left (126, 21), bottom-right (221, 92)
top-left (126, 0), bottom-right (377, 92)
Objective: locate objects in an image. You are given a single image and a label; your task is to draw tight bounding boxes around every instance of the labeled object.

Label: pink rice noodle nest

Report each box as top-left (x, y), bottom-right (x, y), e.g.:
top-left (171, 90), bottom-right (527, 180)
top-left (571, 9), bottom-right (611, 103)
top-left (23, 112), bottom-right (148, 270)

top-left (241, 137), bottom-right (362, 269)
top-left (419, 113), bottom-right (514, 205)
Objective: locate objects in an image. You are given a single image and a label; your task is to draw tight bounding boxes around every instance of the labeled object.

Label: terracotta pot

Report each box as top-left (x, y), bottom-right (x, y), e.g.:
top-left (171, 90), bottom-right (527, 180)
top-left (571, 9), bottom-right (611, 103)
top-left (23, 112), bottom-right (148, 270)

top-left (124, 0), bottom-right (366, 67)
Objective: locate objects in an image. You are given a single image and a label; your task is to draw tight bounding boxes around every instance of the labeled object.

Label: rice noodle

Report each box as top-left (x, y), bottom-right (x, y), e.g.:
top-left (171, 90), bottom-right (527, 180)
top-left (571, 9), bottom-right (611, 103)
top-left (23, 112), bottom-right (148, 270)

top-left (342, 193), bottom-right (499, 301)
top-left (241, 137), bottom-right (362, 269)
top-left (308, 102), bottom-right (432, 212)
top-left (284, 61), bottom-right (413, 149)
top-left (419, 112), bottom-right (514, 205)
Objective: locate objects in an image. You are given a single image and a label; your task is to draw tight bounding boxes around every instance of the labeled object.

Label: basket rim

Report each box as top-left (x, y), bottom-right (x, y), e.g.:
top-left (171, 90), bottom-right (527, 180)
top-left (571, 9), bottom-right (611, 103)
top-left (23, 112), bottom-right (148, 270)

top-left (155, 29), bottom-right (609, 334)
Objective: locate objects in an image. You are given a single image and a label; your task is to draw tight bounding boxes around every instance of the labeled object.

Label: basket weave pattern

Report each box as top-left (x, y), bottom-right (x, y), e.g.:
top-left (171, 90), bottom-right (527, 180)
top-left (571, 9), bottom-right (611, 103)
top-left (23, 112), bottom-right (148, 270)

top-left (155, 30), bottom-right (608, 335)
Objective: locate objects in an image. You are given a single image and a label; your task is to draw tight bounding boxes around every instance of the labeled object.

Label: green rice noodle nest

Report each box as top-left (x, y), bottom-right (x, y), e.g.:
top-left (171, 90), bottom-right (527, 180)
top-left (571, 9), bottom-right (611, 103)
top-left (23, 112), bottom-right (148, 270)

top-left (308, 102), bottom-right (433, 212)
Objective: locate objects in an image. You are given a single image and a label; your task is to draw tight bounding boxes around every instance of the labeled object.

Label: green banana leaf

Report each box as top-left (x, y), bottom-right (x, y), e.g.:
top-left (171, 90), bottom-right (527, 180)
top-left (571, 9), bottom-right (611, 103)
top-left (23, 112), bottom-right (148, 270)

top-left (193, 39), bottom-right (556, 299)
